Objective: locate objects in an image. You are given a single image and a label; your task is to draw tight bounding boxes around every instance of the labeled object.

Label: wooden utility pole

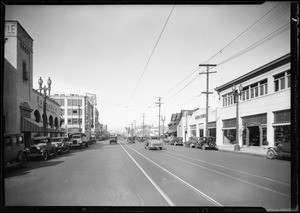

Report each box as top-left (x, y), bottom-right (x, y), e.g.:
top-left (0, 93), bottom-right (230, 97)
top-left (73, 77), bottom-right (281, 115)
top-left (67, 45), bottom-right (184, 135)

top-left (142, 113), bottom-right (145, 137)
top-left (156, 97), bottom-right (163, 139)
top-left (199, 64), bottom-right (217, 138)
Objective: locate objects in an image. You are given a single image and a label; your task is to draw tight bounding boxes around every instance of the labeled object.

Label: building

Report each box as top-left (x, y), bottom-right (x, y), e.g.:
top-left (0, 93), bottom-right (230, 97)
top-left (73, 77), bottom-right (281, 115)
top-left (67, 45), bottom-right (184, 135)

top-left (187, 107), bottom-right (217, 139)
top-left (51, 93), bottom-right (98, 137)
top-left (167, 113), bottom-right (181, 136)
top-left (177, 109), bottom-right (198, 142)
top-left (215, 53), bottom-right (291, 149)
top-left (3, 20), bottom-right (64, 147)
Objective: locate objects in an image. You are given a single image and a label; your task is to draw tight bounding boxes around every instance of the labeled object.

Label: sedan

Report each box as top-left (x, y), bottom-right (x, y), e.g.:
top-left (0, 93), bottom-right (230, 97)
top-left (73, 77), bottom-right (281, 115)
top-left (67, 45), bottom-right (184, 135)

top-left (144, 139), bottom-right (163, 150)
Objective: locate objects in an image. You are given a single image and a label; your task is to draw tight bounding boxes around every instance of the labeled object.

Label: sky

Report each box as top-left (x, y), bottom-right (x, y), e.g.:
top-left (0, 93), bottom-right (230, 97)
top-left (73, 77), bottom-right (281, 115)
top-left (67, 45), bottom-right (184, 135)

top-left (4, 2), bottom-right (291, 132)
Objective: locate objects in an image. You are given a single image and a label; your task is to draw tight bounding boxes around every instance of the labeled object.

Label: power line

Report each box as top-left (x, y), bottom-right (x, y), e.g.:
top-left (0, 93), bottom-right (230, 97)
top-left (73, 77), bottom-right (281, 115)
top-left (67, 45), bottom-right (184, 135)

top-left (127, 5), bottom-right (175, 107)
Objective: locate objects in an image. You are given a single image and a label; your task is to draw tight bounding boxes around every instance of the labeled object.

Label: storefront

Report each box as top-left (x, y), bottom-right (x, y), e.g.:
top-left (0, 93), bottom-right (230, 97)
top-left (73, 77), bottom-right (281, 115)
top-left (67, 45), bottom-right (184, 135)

top-left (190, 125), bottom-right (196, 137)
top-left (222, 118), bottom-right (236, 144)
top-left (208, 121), bottom-right (216, 137)
top-left (273, 109), bottom-right (290, 144)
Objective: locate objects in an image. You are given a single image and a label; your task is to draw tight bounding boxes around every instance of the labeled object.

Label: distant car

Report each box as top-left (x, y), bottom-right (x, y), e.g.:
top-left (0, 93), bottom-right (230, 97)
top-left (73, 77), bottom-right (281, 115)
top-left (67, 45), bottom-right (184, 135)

top-left (196, 136), bottom-right (218, 150)
top-left (28, 136), bottom-right (57, 160)
top-left (51, 137), bottom-right (70, 154)
top-left (185, 136), bottom-right (198, 148)
top-left (69, 133), bottom-right (89, 149)
top-left (144, 139), bottom-right (163, 150)
top-left (4, 133), bottom-right (29, 168)
top-left (174, 137), bottom-right (183, 146)
top-left (90, 136), bottom-right (96, 144)
top-left (110, 136), bottom-right (118, 144)
top-left (127, 136), bottom-right (135, 143)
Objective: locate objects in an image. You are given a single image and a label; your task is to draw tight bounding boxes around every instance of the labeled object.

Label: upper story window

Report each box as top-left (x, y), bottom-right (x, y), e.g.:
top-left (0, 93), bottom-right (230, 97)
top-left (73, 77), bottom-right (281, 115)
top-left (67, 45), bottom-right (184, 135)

top-left (22, 61), bottom-right (29, 81)
top-left (274, 71), bottom-right (290, 92)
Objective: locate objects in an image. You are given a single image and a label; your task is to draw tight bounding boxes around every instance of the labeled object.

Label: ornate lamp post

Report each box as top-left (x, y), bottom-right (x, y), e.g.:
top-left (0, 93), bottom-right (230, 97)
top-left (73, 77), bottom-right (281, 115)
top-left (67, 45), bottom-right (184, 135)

top-left (232, 84), bottom-right (243, 151)
top-left (38, 77), bottom-right (52, 136)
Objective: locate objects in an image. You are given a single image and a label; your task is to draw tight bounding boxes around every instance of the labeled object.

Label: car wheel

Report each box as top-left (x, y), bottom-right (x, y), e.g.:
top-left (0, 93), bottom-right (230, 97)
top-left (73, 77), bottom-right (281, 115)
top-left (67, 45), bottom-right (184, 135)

top-left (42, 151), bottom-right (48, 161)
top-left (202, 145), bottom-right (206, 150)
top-left (86, 143), bottom-right (89, 148)
top-left (160, 147), bottom-right (162, 150)
top-left (267, 150), bottom-right (276, 159)
top-left (19, 152), bottom-right (28, 168)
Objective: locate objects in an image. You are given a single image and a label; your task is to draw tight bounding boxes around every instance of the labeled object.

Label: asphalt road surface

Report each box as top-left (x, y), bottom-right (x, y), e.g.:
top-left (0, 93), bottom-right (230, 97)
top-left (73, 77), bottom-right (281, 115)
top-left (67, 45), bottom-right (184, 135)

top-left (4, 139), bottom-right (291, 211)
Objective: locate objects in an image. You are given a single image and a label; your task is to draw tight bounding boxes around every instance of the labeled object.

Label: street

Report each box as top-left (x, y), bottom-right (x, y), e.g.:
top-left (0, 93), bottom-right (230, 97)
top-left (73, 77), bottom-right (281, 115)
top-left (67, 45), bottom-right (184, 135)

top-left (5, 139), bottom-right (291, 211)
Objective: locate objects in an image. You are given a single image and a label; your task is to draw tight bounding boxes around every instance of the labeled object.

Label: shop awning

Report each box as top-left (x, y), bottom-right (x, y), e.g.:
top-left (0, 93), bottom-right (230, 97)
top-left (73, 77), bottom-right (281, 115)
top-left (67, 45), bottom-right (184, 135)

top-left (22, 117), bottom-right (42, 132)
top-left (272, 122), bottom-right (291, 126)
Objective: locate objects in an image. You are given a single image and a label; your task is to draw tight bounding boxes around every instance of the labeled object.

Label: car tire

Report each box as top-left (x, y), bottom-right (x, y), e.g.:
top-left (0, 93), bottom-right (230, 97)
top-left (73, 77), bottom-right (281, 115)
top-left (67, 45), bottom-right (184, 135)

top-left (267, 150), bottom-right (276, 159)
top-left (19, 152), bottom-right (28, 168)
top-left (42, 151), bottom-right (48, 161)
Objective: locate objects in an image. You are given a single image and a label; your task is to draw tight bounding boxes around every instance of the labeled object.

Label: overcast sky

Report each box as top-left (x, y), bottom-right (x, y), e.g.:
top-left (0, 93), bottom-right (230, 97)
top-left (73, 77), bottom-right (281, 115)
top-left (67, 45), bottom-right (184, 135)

top-left (5, 2), bottom-right (291, 132)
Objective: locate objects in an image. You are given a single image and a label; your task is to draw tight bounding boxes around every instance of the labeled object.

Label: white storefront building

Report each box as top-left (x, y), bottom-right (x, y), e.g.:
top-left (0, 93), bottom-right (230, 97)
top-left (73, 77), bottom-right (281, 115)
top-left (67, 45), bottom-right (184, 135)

top-left (215, 53), bottom-right (290, 148)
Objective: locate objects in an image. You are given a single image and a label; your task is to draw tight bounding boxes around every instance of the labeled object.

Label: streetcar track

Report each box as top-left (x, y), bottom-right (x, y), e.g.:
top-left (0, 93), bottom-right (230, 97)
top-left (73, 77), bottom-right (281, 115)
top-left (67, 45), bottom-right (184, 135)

top-left (164, 150), bottom-right (290, 186)
top-left (121, 142), bottom-right (223, 206)
top-left (163, 153), bottom-right (290, 198)
top-left (119, 143), bottom-right (175, 206)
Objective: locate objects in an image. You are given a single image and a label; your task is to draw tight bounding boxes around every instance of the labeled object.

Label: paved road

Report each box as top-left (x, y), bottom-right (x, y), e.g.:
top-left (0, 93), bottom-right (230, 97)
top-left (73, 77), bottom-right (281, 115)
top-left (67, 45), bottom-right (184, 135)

top-left (4, 139), bottom-right (291, 211)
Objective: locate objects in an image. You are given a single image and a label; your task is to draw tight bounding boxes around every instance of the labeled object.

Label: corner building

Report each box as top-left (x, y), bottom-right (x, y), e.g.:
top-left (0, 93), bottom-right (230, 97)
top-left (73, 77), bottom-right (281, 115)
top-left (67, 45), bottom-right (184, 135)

top-left (215, 53), bottom-right (291, 149)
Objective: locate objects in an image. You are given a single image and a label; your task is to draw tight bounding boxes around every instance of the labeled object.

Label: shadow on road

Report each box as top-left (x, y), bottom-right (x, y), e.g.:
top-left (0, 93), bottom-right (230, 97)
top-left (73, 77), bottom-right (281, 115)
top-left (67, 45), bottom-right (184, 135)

top-left (5, 160), bottom-right (65, 178)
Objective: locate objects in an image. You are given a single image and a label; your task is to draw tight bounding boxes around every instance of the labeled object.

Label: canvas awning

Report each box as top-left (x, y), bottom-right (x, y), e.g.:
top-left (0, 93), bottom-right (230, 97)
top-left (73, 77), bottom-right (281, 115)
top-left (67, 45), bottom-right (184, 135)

top-left (22, 117), bottom-right (43, 132)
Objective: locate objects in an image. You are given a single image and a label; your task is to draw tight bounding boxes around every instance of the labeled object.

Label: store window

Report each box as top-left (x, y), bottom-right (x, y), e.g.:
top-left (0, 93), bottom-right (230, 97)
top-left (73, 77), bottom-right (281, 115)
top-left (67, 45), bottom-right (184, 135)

top-left (223, 129), bottom-right (236, 144)
top-left (274, 125), bottom-right (290, 144)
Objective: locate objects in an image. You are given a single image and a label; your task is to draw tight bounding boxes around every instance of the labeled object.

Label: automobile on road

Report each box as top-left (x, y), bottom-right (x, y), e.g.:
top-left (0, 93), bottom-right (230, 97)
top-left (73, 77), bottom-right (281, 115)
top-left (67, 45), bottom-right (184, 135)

top-left (144, 139), bottom-right (163, 150)
top-left (27, 136), bottom-right (57, 161)
top-left (127, 136), bottom-right (135, 143)
top-left (51, 136), bottom-right (70, 154)
top-left (69, 133), bottom-right (89, 149)
top-left (195, 136), bottom-right (218, 150)
top-left (4, 133), bottom-right (29, 168)
top-left (184, 136), bottom-right (198, 148)
top-left (110, 136), bottom-right (118, 144)
top-left (267, 138), bottom-right (291, 160)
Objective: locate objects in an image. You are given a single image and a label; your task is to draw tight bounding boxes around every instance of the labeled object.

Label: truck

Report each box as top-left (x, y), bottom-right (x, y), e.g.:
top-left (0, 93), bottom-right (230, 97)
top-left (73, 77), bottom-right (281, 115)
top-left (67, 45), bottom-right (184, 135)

top-left (69, 133), bottom-right (89, 149)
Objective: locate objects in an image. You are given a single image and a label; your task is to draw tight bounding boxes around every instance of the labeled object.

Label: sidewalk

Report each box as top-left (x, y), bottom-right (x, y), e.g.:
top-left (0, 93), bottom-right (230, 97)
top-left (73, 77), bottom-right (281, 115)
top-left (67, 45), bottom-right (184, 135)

top-left (217, 144), bottom-right (268, 157)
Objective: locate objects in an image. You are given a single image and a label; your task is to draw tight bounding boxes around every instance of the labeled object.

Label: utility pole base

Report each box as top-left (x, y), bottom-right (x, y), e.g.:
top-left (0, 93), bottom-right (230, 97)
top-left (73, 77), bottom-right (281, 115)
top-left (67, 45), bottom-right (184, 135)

top-left (234, 144), bottom-right (240, 151)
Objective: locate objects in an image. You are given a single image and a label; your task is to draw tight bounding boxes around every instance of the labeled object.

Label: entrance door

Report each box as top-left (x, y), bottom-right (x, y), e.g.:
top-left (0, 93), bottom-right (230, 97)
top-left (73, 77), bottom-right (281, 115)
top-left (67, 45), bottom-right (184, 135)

top-left (248, 126), bottom-right (260, 146)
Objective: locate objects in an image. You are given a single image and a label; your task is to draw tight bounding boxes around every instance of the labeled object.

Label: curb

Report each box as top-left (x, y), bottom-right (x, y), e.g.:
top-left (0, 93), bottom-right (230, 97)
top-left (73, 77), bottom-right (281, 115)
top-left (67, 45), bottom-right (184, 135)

top-left (217, 148), bottom-right (267, 158)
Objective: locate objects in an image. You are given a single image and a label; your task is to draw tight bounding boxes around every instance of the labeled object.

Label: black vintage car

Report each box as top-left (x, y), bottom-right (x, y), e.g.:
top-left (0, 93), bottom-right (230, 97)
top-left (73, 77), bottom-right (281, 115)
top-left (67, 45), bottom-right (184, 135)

top-left (127, 136), bottom-right (135, 143)
top-left (51, 137), bottom-right (70, 154)
top-left (195, 136), bottom-right (218, 150)
top-left (110, 136), bottom-right (118, 144)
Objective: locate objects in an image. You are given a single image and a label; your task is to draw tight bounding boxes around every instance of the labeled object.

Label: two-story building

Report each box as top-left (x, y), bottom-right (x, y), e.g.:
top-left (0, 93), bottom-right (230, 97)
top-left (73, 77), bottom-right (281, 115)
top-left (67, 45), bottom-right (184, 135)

top-left (215, 53), bottom-right (290, 149)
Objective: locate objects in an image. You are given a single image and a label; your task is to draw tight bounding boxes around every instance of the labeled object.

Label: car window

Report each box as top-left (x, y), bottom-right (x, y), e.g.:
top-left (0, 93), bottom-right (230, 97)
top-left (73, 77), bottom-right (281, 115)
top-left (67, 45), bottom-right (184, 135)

top-left (73, 135), bottom-right (81, 139)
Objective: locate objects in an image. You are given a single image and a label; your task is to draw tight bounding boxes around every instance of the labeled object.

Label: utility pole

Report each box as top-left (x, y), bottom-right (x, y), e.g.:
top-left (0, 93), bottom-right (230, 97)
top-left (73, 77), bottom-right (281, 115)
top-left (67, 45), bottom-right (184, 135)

top-left (199, 64), bottom-right (217, 138)
top-left (156, 97), bottom-right (163, 140)
top-left (142, 113), bottom-right (145, 137)
top-left (161, 116), bottom-right (165, 139)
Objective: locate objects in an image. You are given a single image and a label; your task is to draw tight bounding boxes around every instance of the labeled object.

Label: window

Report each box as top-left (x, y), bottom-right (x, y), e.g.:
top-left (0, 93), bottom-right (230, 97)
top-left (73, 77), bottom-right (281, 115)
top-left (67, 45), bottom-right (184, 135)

top-left (73, 118), bottom-right (78, 124)
top-left (22, 61), bottom-right (29, 81)
top-left (68, 99), bottom-right (72, 106)
top-left (274, 72), bottom-right (287, 92)
top-left (72, 99), bottom-right (78, 106)
top-left (78, 99), bottom-right (82, 106)
top-left (68, 119), bottom-right (72, 125)
top-left (287, 71), bottom-right (290, 88)
top-left (68, 109), bottom-right (72, 115)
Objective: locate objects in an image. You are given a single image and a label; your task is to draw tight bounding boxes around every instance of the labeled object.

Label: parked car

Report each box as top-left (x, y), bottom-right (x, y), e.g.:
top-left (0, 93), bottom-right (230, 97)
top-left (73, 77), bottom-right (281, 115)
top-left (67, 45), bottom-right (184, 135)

top-left (127, 136), bottom-right (135, 143)
top-left (144, 139), bottom-right (163, 150)
top-left (69, 133), bottom-right (89, 149)
top-left (174, 137), bottom-right (183, 146)
top-left (4, 133), bottom-right (29, 168)
top-left (90, 136), bottom-right (96, 144)
top-left (196, 136), bottom-right (218, 150)
top-left (267, 139), bottom-right (291, 160)
top-left (163, 138), bottom-right (170, 144)
top-left (184, 136), bottom-right (198, 148)
top-left (27, 136), bottom-right (57, 160)
top-left (110, 136), bottom-right (118, 144)
top-left (51, 137), bottom-right (70, 154)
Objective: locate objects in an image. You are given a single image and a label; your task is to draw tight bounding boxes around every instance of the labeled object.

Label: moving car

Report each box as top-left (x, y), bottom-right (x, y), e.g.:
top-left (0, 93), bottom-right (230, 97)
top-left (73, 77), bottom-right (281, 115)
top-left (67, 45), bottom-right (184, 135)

top-left (4, 133), bottom-right (29, 168)
top-left (127, 136), bottom-right (135, 143)
top-left (195, 136), bottom-right (218, 150)
top-left (51, 137), bottom-right (70, 154)
top-left (144, 139), bottom-right (163, 150)
top-left (69, 133), bottom-right (89, 149)
top-left (27, 136), bottom-right (57, 160)
top-left (110, 136), bottom-right (118, 144)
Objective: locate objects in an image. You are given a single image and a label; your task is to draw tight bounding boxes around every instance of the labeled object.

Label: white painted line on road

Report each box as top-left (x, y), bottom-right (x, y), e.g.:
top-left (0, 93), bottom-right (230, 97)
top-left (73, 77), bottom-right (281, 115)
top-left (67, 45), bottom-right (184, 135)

top-left (164, 153), bottom-right (291, 198)
top-left (123, 143), bottom-right (222, 206)
top-left (119, 143), bottom-right (175, 206)
top-left (164, 150), bottom-right (290, 186)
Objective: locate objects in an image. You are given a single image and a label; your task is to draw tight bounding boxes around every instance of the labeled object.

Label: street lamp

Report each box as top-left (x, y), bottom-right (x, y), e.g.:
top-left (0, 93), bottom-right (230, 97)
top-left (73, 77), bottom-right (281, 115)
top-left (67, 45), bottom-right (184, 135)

top-left (232, 84), bottom-right (243, 151)
top-left (38, 77), bottom-right (52, 136)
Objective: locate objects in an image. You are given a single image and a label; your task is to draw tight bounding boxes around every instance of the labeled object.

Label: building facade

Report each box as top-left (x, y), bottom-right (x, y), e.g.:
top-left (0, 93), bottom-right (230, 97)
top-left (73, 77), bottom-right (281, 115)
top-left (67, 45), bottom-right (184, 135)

top-left (215, 53), bottom-right (291, 148)
top-left (51, 93), bottom-right (97, 137)
top-left (4, 21), bottom-right (63, 147)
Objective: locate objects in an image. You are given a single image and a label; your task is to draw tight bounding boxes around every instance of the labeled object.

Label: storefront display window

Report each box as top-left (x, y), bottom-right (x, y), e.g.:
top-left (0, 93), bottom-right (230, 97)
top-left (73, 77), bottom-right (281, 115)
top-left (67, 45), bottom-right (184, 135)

top-left (223, 129), bottom-right (236, 144)
top-left (274, 125), bottom-right (290, 145)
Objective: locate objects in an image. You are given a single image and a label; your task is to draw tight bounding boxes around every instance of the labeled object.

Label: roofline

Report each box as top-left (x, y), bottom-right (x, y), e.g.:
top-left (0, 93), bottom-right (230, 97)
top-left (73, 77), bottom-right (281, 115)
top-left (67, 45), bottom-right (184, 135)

top-left (215, 53), bottom-right (290, 92)
top-left (5, 20), bottom-right (34, 41)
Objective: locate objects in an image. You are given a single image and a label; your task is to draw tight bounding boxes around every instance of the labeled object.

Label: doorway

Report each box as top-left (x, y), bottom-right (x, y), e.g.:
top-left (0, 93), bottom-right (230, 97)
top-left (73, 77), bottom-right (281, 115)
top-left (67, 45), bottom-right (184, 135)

top-left (248, 126), bottom-right (260, 146)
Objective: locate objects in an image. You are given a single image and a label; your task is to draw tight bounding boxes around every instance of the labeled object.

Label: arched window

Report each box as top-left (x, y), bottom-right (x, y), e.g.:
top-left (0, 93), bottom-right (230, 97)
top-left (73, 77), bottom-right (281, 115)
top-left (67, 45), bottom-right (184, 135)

top-left (49, 115), bottom-right (53, 128)
top-left (34, 110), bottom-right (40, 123)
